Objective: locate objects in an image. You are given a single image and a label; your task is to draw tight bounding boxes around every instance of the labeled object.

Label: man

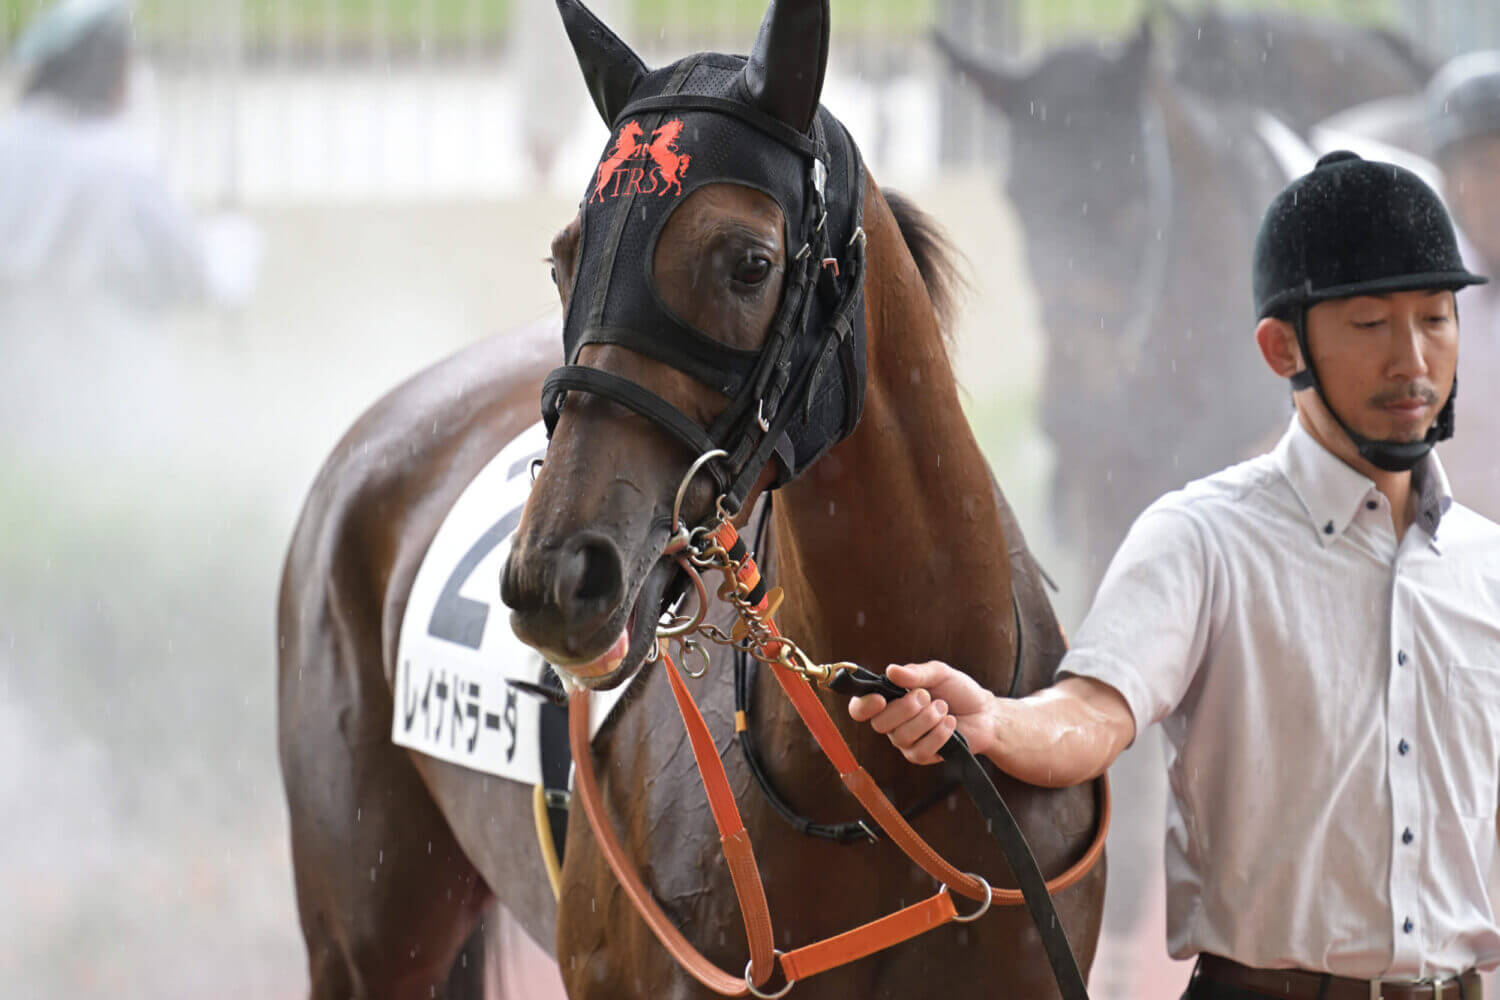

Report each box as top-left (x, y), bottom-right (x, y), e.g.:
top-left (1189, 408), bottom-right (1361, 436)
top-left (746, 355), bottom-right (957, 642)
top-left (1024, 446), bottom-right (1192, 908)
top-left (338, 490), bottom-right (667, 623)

top-left (0, 0), bottom-right (245, 306)
top-left (1428, 52), bottom-right (1500, 523)
top-left (852, 151), bottom-right (1500, 997)
top-left (0, 0), bottom-right (258, 461)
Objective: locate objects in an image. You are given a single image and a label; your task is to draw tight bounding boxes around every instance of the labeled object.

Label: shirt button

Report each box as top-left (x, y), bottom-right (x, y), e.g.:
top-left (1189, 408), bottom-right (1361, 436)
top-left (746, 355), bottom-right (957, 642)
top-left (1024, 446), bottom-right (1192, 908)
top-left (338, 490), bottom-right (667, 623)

top-left (1324, 520), bottom-right (1335, 535)
top-left (1398, 739), bottom-right (1410, 755)
top-left (1366, 500), bottom-right (1378, 510)
top-left (1402, 828), bottom-right (1414, 845)
top-left (1397, 650), bottom-right (1408, 666)
top-left (1403, 917), bottom-right (1414, 934)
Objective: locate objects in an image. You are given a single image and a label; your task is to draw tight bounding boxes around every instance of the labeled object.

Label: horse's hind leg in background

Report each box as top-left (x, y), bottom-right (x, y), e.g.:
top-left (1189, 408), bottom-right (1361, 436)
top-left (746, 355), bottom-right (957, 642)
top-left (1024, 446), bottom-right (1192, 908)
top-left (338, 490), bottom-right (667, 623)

top-left (280, 627), bottom-right (493, 1000)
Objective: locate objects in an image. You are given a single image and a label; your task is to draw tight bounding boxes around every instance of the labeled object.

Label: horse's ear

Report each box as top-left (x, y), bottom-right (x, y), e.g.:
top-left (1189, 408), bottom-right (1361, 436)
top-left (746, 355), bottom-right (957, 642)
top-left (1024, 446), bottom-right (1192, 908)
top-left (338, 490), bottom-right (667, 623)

top-left (556, 0), bottom-right (648, 126)
top-left (1157, 3), bottom-right (1191, 72)
top-left (739, 0), bottom-right (829, 134)
top-left (1196, 2), bottom-right (1225, 38)
top-left (930, 28), bottom-right (1027, 119)
top-left (1160, 2), bottom-right (1193, 39)
top-left (1117, 17), bottom-right (1154, 91)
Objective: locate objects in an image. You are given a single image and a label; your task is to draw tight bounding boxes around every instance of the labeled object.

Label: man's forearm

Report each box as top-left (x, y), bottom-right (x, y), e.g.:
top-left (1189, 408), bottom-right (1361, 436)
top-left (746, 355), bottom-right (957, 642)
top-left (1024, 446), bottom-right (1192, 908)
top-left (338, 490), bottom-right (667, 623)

top-left (978, 679), bottom-right (1135, 788)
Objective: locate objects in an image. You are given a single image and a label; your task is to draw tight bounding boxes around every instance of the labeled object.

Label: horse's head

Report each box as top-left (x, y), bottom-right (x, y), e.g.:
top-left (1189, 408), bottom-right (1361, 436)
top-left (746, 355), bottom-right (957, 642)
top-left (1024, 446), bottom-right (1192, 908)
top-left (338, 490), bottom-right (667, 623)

top-left (937, 20), bottom-right (1157, 353)
top-left (501, 0), bottom-right (867, 689)
top-left (935, 21), bottom-right (1163, 464)
top-left (1164, 4), bottom-right (1431, 134)
top-left (1162, 3), bottom-right (1247, 101)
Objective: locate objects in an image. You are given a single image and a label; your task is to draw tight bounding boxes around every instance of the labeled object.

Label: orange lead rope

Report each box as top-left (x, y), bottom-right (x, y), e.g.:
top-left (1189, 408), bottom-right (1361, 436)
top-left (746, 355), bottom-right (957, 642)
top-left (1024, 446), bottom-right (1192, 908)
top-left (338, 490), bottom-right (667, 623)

top-left (568, 518), bottom-right (1109, 997)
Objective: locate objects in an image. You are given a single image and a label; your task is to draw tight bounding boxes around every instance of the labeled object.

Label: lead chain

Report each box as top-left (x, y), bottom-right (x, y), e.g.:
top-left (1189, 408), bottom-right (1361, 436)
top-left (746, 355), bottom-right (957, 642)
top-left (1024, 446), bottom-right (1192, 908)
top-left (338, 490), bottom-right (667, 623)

top-left (663, 517), bottom-right (816, 680)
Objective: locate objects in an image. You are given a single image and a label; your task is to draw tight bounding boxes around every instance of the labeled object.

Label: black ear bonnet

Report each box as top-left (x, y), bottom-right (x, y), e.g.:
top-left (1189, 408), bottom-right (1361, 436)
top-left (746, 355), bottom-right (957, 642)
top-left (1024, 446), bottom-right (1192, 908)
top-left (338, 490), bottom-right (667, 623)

top-left (542, 52), bottom-right (867, 513)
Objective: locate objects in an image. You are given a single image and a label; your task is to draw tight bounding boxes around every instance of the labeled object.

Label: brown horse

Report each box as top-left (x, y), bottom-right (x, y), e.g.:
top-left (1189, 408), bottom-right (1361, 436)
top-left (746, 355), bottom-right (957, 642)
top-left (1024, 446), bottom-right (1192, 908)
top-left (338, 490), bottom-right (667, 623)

top-left (277, 0), bottom-right (1104, 996)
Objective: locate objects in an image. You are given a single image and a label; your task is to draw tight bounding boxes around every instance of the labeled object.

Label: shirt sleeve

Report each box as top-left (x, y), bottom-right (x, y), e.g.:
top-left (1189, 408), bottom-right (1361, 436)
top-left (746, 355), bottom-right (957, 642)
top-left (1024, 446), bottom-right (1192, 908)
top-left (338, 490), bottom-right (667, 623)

top-left (124, 170), bottom-right (212, 308)
top-left (1055, 502), bottom-right (1218, 738)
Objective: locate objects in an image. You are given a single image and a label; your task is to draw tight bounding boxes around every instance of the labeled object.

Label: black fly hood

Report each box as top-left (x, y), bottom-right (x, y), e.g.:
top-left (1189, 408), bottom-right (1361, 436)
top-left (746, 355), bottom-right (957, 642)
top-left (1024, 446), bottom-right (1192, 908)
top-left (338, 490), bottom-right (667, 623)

top-left (542, 0), bottom-right (867, 514)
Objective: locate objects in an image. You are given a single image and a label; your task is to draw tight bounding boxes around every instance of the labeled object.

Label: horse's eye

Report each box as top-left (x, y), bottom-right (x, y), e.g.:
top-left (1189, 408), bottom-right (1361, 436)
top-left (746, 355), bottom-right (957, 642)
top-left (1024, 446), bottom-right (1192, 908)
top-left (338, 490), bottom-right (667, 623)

top-left (732, 254), bottom-right (771, 287)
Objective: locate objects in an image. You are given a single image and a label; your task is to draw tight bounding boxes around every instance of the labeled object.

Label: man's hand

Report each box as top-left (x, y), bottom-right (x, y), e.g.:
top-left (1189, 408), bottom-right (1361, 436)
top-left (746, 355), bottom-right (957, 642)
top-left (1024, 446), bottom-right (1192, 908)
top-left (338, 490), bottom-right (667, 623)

top-left (847, 660), bottom-right (994, 765)
top-left (849, 665), bottom-right (1137, 786)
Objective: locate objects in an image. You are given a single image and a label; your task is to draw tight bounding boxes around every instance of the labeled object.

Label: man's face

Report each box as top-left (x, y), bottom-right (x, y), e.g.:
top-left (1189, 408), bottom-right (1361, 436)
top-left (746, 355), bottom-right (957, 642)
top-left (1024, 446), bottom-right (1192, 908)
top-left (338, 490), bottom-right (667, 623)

top-left (1446, 135), bottom-right (1500, 271)
top-left (1300, 290), bottom-right (1458, 449)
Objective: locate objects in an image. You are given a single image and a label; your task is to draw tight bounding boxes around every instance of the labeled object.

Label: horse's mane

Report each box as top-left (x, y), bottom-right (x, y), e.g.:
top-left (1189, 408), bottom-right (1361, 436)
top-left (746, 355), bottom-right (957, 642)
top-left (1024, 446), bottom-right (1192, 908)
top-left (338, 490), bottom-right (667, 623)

top-left (884, 190), bottom-right (966, 350)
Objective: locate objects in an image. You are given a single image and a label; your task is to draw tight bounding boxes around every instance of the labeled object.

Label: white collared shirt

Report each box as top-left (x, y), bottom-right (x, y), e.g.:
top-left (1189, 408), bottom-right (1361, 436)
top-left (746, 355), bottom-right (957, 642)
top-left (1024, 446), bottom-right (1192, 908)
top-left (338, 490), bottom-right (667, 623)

top-left (1058, 416), bottom-right (1500, 978)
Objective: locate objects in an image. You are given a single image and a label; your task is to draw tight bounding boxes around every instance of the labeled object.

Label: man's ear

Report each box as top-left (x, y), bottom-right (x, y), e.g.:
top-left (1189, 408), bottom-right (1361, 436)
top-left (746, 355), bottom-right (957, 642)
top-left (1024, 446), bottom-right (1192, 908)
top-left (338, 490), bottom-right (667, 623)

top-left (1255, 317), bottom-right (1302, 380)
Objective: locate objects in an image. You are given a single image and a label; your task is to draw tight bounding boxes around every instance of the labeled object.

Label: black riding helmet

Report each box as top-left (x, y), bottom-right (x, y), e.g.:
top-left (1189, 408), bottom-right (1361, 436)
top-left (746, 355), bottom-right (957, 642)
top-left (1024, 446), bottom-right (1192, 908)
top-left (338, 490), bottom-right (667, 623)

top-left (1252, 150), bottom-right (1488, 472)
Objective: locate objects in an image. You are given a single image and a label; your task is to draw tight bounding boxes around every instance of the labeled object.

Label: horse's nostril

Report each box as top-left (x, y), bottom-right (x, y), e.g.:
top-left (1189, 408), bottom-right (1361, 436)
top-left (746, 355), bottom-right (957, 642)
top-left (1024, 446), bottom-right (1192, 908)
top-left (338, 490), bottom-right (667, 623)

top-left (571, 542), bottom-right (616, 603)
top-left (555, 533), bottom-right (624, 623)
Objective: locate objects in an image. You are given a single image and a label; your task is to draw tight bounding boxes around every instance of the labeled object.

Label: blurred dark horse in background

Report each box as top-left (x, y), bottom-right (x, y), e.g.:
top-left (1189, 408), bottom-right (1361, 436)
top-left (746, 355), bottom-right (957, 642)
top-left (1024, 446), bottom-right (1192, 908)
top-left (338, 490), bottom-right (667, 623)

top-left (937, 21), bottom-right (1283, 590)
top-left (934, 10), bottom-right (1431, 962)
top-left (1165, 4), bottom-right (1431, 135)
top-left (937, 9), bottom-right (1431, 592)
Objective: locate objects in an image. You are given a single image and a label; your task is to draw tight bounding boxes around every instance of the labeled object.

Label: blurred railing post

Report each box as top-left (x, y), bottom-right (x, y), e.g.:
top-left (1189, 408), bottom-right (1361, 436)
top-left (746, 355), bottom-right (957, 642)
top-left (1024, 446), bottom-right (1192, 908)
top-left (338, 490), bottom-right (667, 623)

top-left (220, 0), bottom-right (243, 208)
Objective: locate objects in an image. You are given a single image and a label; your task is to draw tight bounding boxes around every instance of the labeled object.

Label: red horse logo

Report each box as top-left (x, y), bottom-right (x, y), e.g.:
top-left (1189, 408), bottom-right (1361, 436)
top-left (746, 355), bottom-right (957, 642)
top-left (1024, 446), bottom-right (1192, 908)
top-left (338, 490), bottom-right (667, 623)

top-left (644, 120), bottom-right (691, 197)
top-left (590, 118), bottom-right (693, 202)
top-left (592, 121), bottom-right (645, 203)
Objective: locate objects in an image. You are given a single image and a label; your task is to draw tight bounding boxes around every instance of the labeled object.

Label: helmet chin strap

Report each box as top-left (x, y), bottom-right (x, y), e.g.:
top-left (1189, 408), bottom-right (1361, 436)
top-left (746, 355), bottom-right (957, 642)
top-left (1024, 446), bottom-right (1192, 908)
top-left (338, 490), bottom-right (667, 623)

top-left (1288, 310), bottom-right (1454, 474)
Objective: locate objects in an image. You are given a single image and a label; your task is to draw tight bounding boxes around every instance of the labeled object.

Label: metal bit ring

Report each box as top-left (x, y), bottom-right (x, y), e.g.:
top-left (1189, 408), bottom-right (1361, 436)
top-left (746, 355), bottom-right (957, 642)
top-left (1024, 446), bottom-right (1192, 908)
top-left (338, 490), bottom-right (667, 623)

top-left (671, 449), bottom-right (728, 535)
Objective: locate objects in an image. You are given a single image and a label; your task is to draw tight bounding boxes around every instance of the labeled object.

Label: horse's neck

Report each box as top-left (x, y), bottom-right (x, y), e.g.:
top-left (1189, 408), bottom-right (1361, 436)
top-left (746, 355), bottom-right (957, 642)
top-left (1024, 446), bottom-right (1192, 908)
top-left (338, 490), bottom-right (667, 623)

top-left (767, 188), bottom-right (1016, 693)
top-left (1140, 79), bottom-right (1287, 465)
top-left (1146, 78), bottom-right (1275, 354)
top-left (1153, 78), bottom-right (1277, 247)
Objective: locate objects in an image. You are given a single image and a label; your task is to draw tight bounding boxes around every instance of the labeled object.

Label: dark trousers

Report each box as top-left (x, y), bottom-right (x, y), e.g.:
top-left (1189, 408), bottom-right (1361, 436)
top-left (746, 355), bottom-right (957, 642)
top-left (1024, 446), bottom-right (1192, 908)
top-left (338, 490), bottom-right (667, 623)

top-left (1180, 957), bottom-right (1481, 1000)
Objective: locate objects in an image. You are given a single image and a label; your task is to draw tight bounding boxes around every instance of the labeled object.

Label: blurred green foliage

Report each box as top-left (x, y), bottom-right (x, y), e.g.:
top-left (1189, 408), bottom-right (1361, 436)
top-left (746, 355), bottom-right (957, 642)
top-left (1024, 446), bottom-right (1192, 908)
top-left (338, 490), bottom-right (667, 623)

top-left (0, 0), bottom-right (1401, 54)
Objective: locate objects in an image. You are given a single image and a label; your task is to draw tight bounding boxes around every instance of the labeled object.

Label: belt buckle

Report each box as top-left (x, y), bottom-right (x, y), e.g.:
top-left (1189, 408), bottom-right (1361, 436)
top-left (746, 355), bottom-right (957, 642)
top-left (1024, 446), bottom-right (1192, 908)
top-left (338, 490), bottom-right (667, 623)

top-left (1369, 974), bottom-right (1456, 1000)
top-left (1392, 976), bottom-right (1450, 1000)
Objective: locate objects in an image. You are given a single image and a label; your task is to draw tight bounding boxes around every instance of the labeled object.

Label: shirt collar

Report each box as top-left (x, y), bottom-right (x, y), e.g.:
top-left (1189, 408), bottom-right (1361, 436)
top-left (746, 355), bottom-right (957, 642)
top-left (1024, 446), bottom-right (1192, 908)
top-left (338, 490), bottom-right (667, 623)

top-left (1411, 447), bottom-right (1454, 550)
top-left (1273, 416), bottom-right (1453, 549)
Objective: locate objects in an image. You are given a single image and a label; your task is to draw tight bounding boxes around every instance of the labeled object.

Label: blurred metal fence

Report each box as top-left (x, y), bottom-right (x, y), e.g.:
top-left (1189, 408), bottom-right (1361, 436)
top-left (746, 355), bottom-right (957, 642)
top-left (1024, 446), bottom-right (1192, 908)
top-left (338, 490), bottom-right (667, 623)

top-left (1, 0), bottom-right (1498, 201)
